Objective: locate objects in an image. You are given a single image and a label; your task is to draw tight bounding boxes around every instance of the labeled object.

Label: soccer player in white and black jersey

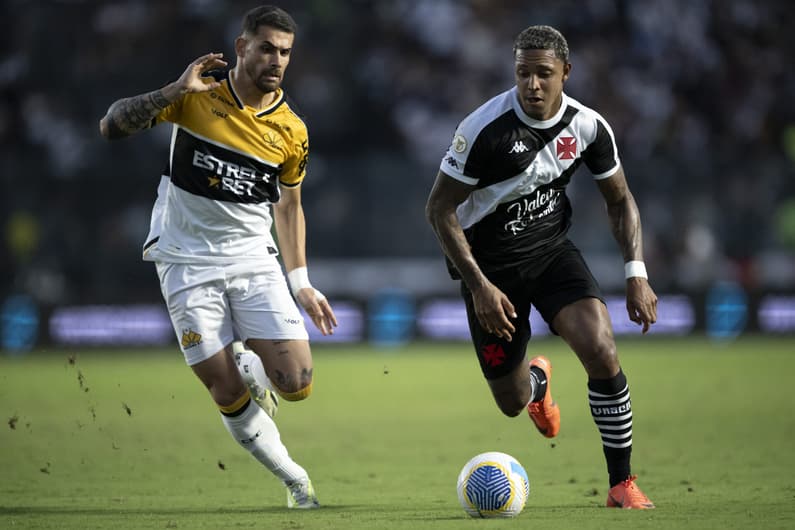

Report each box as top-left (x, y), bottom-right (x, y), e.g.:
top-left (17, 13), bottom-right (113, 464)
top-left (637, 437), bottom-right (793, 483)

top-left (426, 25), bottom-right (657, 509)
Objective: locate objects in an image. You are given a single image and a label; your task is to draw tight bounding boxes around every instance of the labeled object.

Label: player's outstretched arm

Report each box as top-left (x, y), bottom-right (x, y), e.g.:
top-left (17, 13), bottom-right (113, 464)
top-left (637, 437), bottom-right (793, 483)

top-left (99, 53), bottom-right (227, 140)
top-left (597, 166), bottom-right (658, 333)
top-left (426, 171), bottom-right (517, 341)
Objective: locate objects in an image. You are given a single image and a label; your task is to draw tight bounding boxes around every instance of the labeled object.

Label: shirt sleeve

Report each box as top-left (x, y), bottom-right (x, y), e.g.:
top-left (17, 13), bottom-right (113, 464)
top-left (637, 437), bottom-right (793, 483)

top-left (582, 114), bottom-right (620, 180)
top-left (153, 95), bottom-right (185, 126)
top-left (440, 128), bottom-right (488, 186)
top-left (279, 126), bottom-right (308, 187)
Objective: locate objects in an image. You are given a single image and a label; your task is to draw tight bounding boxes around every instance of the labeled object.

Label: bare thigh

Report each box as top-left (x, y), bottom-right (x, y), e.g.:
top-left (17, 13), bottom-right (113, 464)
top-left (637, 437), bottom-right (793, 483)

top-left (247, 338), bottom-right (313, 395)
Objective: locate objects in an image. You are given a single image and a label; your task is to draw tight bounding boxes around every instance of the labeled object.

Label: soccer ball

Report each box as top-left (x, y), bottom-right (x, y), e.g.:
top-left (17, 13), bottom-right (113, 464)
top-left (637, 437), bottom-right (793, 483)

top-left (456, 451), bottom-right (529, 518)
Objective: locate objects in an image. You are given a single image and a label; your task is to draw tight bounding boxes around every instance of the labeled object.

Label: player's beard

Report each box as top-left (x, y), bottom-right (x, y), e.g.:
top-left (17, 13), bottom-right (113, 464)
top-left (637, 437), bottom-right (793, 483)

top-left (247, 63), bottom-right (282, 94)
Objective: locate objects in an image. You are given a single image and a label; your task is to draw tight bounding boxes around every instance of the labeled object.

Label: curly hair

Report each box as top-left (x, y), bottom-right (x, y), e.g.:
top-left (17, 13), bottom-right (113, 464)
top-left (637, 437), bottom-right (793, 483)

top-left (513, 25), bottom-right (569, 62)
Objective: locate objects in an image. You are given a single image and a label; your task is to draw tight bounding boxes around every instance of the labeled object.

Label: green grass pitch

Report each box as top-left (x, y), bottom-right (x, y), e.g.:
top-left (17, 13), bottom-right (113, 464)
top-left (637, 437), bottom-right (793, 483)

top-left (2, 336), bottom-right (794, 529)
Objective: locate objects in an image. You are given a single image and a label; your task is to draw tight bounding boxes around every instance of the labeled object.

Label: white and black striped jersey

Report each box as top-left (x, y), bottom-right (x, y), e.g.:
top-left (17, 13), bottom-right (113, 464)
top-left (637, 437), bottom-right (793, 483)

top-left (142, 71), bottom-right (308, 264)
top-left (440, 87), bottom-right (620, 274)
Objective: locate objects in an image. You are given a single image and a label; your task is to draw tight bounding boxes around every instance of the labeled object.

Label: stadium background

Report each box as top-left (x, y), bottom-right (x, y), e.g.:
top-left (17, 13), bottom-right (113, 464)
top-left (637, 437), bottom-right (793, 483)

top-left (1, 0), bottom-right (794, 349)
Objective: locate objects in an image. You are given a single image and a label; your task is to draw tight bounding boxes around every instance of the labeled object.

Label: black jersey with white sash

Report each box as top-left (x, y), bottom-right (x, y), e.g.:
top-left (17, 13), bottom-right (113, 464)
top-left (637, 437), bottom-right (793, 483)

top-left (439, 87), bottom-right (620, 276)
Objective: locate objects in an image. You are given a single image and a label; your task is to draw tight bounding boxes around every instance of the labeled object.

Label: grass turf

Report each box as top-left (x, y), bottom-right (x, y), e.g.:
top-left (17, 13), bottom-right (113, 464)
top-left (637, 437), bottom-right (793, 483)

top-left (1, 336), bottom-right (794, 529)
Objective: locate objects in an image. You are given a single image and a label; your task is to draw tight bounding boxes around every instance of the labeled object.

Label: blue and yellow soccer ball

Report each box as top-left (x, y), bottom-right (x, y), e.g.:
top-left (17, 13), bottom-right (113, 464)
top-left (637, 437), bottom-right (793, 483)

top-left (456, 451), bottom-right (530, 518)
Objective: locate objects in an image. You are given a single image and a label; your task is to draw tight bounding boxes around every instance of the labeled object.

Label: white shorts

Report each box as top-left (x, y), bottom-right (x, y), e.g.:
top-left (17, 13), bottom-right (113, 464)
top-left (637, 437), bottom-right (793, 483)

top-left (155, 261), bottom-right (309, 366)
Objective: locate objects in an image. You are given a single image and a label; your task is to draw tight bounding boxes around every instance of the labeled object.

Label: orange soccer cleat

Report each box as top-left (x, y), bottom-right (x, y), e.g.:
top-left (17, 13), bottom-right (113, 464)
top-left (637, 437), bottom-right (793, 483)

top-left (606, 475), bottom-right (656, 509)
top-left (526, 355), bottom-right (560, 438)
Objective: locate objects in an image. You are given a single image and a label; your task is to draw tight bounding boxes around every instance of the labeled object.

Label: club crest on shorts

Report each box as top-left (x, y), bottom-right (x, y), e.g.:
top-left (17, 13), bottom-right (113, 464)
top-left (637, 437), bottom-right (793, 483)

top-left (482, 344), bottom-right (506, 367)
top-left (181, 328), bottom-right (203, 349)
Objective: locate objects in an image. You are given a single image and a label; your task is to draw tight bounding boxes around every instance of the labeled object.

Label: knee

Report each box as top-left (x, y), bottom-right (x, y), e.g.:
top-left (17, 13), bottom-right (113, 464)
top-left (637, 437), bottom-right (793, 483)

top-left (273, 368), bottom-right (314, 401)
top-left (277, 381), bottom-right (313, 402)
top-left (205, 378), bottom-right (248, 409)
top-left (580, 339), bottom-right (619, 378)
top-left (496, 402), bottom-right (523, 417)
top-left (494, 392), bottom-right (530, 418)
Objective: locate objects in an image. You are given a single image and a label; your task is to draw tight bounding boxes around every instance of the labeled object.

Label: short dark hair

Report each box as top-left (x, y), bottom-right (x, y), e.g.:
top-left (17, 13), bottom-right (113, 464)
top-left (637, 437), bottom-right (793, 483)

top-left (513, 25), bottom-right (569, 63)
top-left (241, 5), bottom-right (297, 36)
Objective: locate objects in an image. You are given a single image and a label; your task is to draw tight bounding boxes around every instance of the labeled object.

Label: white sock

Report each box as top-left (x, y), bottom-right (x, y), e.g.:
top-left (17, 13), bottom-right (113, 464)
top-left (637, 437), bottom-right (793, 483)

top-left (222, 400), bottom-right (308, 484)
top-left (236, 350), bottom-right (276, 394)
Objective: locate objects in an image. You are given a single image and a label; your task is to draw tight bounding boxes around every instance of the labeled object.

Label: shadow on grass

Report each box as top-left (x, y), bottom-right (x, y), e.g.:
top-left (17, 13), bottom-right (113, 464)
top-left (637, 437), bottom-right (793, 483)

top-left (0, 503), bottom-right (573, 521)
top-left (0, 505), bottom-right (356, 516)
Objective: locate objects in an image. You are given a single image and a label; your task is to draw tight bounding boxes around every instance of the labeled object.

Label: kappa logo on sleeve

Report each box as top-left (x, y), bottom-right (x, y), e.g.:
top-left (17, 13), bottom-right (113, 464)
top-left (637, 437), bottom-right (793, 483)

top-left (444, 155), bottom-right (460, 169)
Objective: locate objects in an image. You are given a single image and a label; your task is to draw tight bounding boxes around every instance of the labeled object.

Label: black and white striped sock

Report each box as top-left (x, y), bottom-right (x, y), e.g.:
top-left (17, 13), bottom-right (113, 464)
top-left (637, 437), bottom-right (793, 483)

top-left (588, 369), bottom-right (632, 487)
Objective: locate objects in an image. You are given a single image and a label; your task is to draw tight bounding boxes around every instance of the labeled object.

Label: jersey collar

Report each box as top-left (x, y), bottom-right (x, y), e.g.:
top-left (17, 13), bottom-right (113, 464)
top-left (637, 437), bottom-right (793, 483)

top-left (511, 87), bottom-right (568, 129)
top-left (227, 72), bottom-right (285, 117)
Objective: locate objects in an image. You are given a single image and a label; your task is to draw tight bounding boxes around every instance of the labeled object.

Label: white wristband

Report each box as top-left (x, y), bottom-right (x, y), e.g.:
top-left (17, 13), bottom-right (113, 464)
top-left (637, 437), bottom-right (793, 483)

top-left (287, 267), bottom-right (311, 297)
top-left (624, 260), bottom-right (648, 280)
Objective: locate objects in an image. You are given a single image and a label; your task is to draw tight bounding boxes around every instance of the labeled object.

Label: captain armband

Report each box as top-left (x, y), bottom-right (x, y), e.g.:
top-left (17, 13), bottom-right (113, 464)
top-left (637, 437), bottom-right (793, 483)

top-left (624, 261), bottom-right (648, 280)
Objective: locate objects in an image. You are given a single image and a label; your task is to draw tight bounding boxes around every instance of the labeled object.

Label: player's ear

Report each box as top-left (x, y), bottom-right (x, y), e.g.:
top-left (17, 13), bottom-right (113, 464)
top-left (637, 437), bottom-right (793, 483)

top-left (234, 36), bottom-right (247, 58)
top-left (562, 62), bottom-right (572, 83)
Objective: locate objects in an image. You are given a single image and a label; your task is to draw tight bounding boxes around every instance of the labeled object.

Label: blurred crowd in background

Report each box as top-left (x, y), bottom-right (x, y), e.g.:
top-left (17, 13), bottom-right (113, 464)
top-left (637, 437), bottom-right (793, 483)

top-left (1, 0), bottom-right (794, 307)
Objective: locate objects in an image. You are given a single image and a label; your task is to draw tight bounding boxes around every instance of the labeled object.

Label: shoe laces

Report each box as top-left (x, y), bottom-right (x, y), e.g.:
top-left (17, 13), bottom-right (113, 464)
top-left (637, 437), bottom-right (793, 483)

top-left (528, 396), bottom-right (553, 415)
top-left (288, 480), bottom-right (313, 503)
top-left (620, 475), bottom-right (652, 504)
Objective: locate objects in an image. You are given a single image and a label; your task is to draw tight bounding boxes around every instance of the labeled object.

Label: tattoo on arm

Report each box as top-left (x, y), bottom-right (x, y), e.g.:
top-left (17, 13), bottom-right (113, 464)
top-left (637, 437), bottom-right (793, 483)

top-left (606, 193), bottom-right (642, 262)
top-left (426, 178), bottom-right (486, 292)
top-left (103, 89), bottom-right (171, 139)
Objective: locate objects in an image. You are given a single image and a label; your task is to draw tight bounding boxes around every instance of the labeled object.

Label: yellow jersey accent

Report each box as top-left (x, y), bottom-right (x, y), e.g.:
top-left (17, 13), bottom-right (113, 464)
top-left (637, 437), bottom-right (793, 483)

top-left (156, 72), bottom-right (308, 190)
top-left (143, 71), bottom-right (309, 263)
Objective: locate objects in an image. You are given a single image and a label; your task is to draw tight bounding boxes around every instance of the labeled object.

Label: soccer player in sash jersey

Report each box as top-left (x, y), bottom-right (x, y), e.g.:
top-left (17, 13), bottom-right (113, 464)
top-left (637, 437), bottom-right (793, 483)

top-left (426, 25), bottom-right (657, 509)
top-left (99, 5), bottom-right (336, 509)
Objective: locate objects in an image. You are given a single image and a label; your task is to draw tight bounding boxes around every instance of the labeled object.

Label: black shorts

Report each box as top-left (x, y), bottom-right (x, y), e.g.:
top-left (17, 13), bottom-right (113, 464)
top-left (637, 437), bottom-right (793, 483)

top-left (462, 240), bottom-right (604, 380)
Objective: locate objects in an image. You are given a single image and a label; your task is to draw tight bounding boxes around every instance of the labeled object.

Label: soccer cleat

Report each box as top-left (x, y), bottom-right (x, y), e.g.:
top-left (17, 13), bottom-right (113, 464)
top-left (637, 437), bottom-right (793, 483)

top-left (286, 478), bottom-right (320, 509)
top-left (249, 381), bottom-right (280, 419)
top-left (606, 475), bottom-right (655, 509)
top-left (233, 343), bottom-right (279, 419)
top-left (526, 355), bottom-right (560, 438)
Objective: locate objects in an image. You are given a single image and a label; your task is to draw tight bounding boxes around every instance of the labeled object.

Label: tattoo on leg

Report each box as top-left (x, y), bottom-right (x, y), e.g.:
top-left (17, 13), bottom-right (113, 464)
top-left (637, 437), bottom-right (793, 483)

top-left (271, 340), bottom-right (290, 356)
top-left (274, 369), bottom-right (291, 389)
top-left (273, 368), bottom-right (312, 392)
